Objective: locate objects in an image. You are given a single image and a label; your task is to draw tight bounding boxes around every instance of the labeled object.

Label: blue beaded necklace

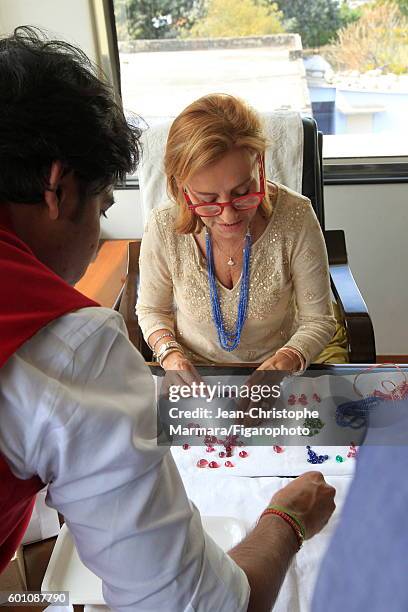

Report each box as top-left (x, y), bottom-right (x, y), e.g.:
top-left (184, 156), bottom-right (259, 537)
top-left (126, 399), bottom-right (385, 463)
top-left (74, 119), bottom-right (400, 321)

top-left (205, 230), bottom-right (252, 351)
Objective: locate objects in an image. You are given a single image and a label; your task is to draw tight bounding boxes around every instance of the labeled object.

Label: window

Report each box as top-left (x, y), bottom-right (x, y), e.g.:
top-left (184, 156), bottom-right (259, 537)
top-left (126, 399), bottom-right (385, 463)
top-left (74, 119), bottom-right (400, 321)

top-left (112, 0), bottom-right (408, 172)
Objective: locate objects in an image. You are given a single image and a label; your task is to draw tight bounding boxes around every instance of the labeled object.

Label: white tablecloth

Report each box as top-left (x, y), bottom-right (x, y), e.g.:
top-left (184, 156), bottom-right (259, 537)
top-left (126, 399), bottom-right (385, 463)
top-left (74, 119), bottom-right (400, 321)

top-left (49, 448), bottom-right (354, 612)
top-left (171, 443), bottom-right (356, 478)
top-left (179, 470), bottom-right (353, 612)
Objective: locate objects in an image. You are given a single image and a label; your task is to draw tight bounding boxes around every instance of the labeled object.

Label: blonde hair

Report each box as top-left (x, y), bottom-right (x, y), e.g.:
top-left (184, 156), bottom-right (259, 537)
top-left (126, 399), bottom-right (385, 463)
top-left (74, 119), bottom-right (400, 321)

top-left (164, 93), bottom-right (272, 234)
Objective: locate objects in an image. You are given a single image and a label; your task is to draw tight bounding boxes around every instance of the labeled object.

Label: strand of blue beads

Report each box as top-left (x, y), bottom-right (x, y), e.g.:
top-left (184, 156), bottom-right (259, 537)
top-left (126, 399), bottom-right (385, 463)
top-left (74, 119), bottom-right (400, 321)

top-left (306, 445), bottom-right (329, 464)
top-left (206, 231), bottom-right (251, 351)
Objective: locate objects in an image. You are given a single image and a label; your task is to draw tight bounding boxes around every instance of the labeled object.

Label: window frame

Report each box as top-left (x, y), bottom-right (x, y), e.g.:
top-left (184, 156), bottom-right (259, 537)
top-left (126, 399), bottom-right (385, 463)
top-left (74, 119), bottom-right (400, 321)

top-left (106, 0), bottom-right (408, 189)
top-left (323, 158), bottom-right (408, 185)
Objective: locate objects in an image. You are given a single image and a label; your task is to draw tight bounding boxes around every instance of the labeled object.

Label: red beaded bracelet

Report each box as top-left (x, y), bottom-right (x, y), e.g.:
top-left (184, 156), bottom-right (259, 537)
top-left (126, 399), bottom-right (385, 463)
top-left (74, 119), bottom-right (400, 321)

top-left (259, 508), bottom-right (304, 551)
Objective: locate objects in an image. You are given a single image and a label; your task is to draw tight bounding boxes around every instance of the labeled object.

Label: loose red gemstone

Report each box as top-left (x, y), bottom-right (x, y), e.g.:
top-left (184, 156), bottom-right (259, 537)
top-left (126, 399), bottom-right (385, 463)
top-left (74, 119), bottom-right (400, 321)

top-left (225, 446), bottom-right (232, 453)
top-left (226, 451), bottom-right (232, 458)
top-left (225, 461), bottom-right (234, 468)
top-left (206, 446), bottom-right (215, 453)
top-left (288, 394), bottom-right (296, 405)
top-left (219, 451), bottom-right (226, 458)
top-left (208, 461), bottom-right (220, 469)
top-left (239, 450), bottom-right (248, 458)
top-left (197, 459), bottom-right (208, 468)
top-left (182, 443), bottom-right (190, 450)
top-left (273, 445), bottom-right (284, 453)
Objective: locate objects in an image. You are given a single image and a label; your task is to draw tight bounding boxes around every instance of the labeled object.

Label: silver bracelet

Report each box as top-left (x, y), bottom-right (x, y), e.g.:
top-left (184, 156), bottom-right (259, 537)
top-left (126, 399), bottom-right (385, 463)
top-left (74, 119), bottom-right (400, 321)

top-left (151, 331), bottom-right (174, 352)
top-left (276, 347), bottom-right (306, 374)
top-left (158, 347), bottom-right (184, 367)
top-left (156, 340), bottom-right (184, 366)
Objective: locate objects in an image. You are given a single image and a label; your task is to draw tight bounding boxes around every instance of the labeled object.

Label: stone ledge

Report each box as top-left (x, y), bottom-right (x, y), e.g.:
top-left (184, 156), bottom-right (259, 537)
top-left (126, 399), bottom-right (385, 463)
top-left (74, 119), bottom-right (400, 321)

top-left (119, 33), bottom-right (302, 54)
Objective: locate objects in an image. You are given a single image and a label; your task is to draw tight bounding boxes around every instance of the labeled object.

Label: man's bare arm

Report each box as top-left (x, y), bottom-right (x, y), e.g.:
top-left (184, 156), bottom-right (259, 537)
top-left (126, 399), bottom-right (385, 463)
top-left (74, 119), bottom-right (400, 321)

top-left (229, 471), bottom-right (336, 611)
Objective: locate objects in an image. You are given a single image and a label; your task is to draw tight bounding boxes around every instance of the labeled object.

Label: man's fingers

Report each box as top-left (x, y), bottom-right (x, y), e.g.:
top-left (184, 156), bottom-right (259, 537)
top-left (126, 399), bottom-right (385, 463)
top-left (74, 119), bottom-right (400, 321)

top-left (301, 470), bottom-right (326, 481)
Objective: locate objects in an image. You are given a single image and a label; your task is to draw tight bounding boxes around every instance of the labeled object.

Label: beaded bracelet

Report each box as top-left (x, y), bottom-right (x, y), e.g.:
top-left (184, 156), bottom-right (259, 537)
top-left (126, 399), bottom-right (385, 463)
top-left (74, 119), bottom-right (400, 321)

top-left (258, 508), bottom-right (304, 551)
top-left (266, 505), bottom-right (306, 538)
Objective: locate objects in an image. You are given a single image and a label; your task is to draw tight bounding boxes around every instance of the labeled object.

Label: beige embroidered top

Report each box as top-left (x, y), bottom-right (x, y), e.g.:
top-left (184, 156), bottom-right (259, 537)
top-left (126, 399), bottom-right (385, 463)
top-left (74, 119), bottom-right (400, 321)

top-left (136, 183), bottom-right (336, 366)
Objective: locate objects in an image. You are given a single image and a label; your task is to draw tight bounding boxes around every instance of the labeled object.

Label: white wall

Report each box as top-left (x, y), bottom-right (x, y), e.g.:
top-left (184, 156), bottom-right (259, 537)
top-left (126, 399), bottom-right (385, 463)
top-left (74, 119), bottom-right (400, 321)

top-left (103, 188), bottom-right (145, 239)
top-left (0, 0), bottom-right (97, 62)
top-left (325, 183), bottom-right (408, 355)
top-left (107, 182), bottom-right (408, 356)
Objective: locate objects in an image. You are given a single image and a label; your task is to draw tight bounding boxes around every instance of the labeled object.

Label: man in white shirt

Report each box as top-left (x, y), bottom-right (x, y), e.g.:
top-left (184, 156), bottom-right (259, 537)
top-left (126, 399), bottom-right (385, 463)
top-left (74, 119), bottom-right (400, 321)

top-left (0, 26), bottom-right (335, 611)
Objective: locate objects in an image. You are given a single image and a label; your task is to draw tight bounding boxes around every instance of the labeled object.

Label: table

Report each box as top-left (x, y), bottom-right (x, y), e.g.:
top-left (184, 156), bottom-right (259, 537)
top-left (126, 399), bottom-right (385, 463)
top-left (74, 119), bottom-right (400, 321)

top-left (11, 243), bottom-right (401, 610)
top-left (74, 239), bottom-right (129, 307)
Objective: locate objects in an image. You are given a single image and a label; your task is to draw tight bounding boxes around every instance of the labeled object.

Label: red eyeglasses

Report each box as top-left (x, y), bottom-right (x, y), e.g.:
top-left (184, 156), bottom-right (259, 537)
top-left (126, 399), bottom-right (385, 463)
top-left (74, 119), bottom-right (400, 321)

top-left (184, 156), bottom-right (265, 217)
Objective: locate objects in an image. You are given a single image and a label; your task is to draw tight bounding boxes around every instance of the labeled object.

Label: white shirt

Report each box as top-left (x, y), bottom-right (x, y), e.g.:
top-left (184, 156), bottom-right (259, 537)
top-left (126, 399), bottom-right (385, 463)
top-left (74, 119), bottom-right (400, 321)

top-left (0, 307), bottom-right (249, 611)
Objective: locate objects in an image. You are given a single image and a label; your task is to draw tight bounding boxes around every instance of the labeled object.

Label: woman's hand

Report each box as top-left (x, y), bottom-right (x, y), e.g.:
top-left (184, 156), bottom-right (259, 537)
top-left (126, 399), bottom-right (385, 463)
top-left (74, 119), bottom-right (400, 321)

top-left (237, 350), bottom-right (301, 424)
top-left (258, 350), bottom-right (301, 372)
top-left (162, 350), bottom-right (204, 388)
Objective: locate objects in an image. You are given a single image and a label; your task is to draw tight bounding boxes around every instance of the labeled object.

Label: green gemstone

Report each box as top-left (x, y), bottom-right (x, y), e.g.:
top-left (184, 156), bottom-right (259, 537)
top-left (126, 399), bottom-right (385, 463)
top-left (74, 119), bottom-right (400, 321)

top-left (336, 455), bottom-right (344, 463)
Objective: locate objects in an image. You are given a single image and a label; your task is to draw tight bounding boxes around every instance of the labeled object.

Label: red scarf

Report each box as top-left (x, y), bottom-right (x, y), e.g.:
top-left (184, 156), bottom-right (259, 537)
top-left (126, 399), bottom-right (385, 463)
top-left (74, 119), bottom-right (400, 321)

top-left (0, 211), bottom-right (98, 573)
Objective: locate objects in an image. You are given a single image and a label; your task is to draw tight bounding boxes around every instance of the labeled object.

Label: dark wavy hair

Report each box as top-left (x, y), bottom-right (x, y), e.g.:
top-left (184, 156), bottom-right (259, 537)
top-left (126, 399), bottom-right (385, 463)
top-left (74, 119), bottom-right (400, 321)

top-left (0, 26), bottom-right (141, 204)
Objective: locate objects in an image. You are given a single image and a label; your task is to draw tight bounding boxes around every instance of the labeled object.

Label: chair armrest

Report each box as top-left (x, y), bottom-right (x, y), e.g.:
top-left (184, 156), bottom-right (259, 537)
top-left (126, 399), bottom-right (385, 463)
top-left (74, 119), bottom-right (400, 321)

top-left (330, 264), bottom-right (376, 363)
top-left (116, 240), bottom-right (153, 360)
top-left (325, 230), bottom-right (376, 363)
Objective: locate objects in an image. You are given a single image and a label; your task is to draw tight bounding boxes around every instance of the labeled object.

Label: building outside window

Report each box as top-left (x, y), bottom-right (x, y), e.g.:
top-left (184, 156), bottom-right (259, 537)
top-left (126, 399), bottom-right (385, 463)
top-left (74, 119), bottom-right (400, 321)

top-left (112, 0), bottom-right (408, 162)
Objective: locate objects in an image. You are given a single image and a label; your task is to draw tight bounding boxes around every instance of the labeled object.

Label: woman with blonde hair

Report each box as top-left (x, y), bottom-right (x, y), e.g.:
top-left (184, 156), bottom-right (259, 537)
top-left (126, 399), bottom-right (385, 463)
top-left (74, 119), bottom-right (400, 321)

top-left (136, 93), bottom-right (336, 377)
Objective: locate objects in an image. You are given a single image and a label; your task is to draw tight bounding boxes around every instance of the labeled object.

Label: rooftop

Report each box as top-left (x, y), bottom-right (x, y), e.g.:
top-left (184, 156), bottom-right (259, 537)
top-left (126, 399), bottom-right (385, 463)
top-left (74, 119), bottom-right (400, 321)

top-left (333, 71), bottom-right (408, 94)
top-left (119, 35), bottom-right (311, 122)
